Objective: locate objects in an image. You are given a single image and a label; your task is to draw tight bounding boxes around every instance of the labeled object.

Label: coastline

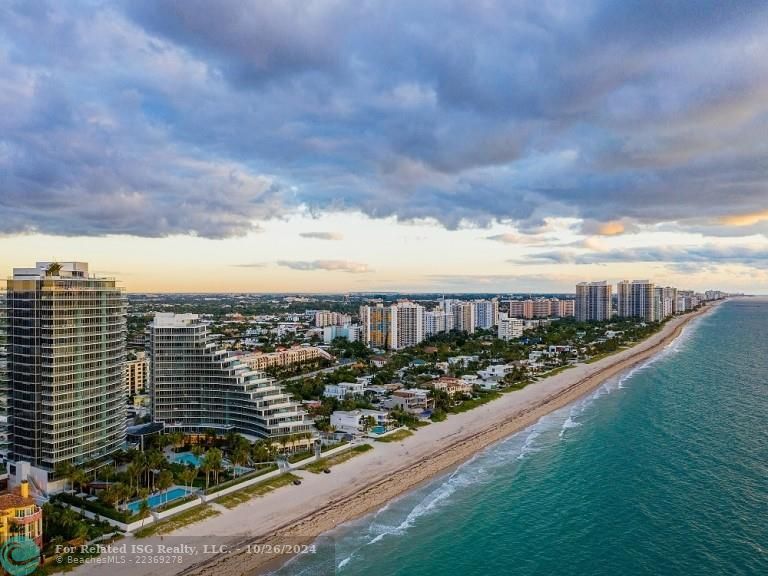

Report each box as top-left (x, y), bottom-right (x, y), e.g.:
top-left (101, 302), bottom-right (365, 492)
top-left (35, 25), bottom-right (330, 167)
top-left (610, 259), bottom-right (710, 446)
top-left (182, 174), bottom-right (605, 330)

top-left (174, 302), bottom-right (718, 576)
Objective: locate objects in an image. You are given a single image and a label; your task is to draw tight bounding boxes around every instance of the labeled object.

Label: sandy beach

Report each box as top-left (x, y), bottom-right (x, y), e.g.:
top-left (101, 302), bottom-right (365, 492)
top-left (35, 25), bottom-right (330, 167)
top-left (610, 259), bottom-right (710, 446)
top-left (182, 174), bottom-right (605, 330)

top-left (73, 303), bottom-right (717, 576)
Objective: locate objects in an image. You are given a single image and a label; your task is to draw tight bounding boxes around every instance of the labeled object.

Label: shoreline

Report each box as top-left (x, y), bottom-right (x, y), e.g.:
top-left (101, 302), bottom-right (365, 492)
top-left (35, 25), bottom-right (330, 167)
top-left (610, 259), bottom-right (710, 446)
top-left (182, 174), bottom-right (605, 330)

top-left (175, 302), bottom-right (718, 576)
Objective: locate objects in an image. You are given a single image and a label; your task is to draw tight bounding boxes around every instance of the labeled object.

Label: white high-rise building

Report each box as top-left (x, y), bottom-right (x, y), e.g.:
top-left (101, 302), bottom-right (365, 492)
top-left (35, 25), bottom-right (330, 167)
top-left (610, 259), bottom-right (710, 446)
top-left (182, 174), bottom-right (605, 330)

top-left (389, 301), bottom-right (425, 350)
top-left (498, 314), bottom-right (524, 341)
top-left (663, 287), bottom-right (678, 314)
top-left (575, 281), bottom-right (613, 321)
top-left (424, 310), bottom-right (450, 336)
top-left (617, 280), bottom-right (655, 322)
top-left (473, 300), bottom-right (497, 330)
top-left (147, 313), bottom-right (311, 440)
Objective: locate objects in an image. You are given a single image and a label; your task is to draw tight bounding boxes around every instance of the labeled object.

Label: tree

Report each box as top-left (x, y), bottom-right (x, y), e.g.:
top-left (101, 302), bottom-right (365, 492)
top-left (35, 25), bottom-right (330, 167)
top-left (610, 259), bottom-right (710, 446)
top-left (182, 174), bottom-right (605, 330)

top-left (146, 450), bottom-right (165, 491)
top-left (207, 448), bottom-right (223, 485)
top-left (100, 464), bottom-right (115, 483)
top-left (199, 453), bottom-right (212, 490)
top-left (157, 470), bottom-right (174, 503)
top-left (231, 445), bottom-right (249, 477)
top-left (70, 468), bottom-right (87, 494)
top-left (362, 416), bottom-right (376, 434)
top-left (179, 467), bottom-right (197, 489)
top-left (169, 431), bottom-right (185, 451)
top-left (55, 462), bottom-right (75, 492)
top-left (114, 483), bottom-right (130, 510)
top-left (138, 499), bottom-right (151, 527)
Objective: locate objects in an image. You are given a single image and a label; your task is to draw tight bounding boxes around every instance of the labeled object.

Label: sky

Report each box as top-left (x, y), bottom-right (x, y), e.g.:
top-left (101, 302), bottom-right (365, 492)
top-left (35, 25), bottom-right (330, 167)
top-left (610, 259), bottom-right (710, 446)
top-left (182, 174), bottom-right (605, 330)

top-left (1, 0), bottom-right (767, 293)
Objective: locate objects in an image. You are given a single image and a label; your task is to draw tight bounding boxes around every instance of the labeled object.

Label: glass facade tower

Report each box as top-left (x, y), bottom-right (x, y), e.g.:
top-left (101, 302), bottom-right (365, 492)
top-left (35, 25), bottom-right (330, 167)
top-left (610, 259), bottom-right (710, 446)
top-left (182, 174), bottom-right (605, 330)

top-left (6, 262), bottom-right (126, 472)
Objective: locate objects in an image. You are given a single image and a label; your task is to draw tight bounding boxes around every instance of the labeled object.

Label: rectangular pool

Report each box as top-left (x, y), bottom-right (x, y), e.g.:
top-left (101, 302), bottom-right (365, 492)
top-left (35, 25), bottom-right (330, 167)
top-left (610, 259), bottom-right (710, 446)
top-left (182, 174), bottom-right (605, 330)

top-left (127, 486), bottom-right (193, 513)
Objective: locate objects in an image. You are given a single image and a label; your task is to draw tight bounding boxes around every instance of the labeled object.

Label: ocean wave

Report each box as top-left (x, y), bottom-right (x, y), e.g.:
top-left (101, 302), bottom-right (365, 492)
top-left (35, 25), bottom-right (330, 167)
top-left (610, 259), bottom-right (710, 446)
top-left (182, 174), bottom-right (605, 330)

top-left (328, 315), bottom-right (710, 572)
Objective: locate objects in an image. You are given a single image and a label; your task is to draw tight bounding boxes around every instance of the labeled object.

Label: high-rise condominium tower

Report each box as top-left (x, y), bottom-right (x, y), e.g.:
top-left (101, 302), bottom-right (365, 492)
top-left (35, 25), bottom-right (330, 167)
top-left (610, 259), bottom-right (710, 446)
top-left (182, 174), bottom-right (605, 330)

top-left (0, 286), bottom-right (8, 457)
top-left (6, 262), bottom-right (126, 474)
top-left (147, 313), bottom-right (311, 439)
top-left (616, 280), bottom-right (655, 322)
top-left (388, 301), bottom-right (424, 350)
top-left (360, 304), bottom-right (390, 348)
top-left (575, 281), bottom-right (613, 321)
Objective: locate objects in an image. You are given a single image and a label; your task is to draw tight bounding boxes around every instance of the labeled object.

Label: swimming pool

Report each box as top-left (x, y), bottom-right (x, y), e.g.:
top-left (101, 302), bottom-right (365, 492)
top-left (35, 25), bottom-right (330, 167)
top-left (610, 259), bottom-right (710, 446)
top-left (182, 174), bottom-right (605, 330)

top-left (371, 426), bottom-right (386, 435)
top-left (172, 452), bottom-right (253, 475)
top-left (127, 486), bottom-right (193, 513)
top-left (172, 452), bottom-right (202, 467)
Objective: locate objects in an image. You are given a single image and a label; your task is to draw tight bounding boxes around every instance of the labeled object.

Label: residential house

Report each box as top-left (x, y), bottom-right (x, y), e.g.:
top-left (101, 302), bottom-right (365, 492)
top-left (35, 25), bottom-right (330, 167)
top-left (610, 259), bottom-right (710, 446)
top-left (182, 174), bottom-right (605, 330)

top-left (331, 409), bottom-right (392, 434)
top-left (323, 381), bottom-right (365, 400)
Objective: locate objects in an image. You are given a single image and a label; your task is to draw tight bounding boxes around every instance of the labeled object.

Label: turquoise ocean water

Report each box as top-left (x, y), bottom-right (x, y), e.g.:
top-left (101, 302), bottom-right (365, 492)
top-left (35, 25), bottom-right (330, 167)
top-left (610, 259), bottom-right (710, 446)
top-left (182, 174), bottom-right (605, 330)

top-left (278, 299), bottom-right (768, 576)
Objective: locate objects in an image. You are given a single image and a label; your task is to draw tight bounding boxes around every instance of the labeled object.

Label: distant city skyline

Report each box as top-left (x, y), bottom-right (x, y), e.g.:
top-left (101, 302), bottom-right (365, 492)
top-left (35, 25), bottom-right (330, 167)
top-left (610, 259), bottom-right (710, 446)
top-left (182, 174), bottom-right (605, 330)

top-left (1, 2), bottom-right (767, 293)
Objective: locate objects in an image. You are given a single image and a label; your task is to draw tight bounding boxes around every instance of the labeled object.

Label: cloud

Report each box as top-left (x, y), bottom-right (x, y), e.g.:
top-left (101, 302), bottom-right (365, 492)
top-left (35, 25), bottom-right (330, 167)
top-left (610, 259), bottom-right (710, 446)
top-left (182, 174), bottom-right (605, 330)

top-left (2, 1), bottom-right (768, 238)
top-left (485, 232), bottom-right (550, 245)
top-left (522, 244), bottom-right (768, 269)
top-left (299, 231), bottom-right (344, 241)
top-left (231, 262), bottom-right (267, 268)
top-left (719, 210), bottom-right (768, 227)
top-left (276, 259), bottom-right (371, 273)
top-left (580, 219), bottom-right (638, 236)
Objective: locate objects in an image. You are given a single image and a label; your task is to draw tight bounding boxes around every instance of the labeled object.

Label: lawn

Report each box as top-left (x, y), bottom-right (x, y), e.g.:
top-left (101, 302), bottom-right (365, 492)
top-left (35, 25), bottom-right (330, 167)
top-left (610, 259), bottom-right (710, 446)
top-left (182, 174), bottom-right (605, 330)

top-left (215, 473), bottom-right (301, 509)
top-left (133, 505), bottom-right (220, 538)
top-left (375, 429), bottom-right (413, 443)
top-left (303, 444), bottom-right (373, 474)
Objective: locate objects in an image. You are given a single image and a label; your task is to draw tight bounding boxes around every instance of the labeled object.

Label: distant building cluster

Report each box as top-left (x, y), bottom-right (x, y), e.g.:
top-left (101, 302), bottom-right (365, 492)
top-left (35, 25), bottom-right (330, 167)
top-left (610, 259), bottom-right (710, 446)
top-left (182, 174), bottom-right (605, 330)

top-left (313, 310), bottom-right (352, 328)
top-left (359, 297), bottom-right (577, 349)
top-left (576, 280), bottom-right (725, 322)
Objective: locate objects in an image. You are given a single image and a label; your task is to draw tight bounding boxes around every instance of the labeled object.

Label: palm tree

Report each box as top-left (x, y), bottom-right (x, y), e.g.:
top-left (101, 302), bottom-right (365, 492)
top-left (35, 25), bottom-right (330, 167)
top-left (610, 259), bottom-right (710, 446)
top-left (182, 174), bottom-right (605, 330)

top-left (146, 450), bottom-right (165, 491)
top-left (207, 448), bottom-right (223, 485)
top-left (109, 482), bottom-right (129, 510)
top-left (199, 453), bottom-right (212, 490)
top-left (100, 464), bottom-right (115, 483)
top-left (126, 462), bottom-right (141, 494)
top-left (55, 462), bottom-right (75, 492)
top-left (170, 431), bottom-right (185, 452)
top-left (131, 451), bottom-right (146, 489)
top-left (101, 485), bottom-right (119, 508)
top-left (138, 499), bottom-right (151, 527)
top-left (231, 445), bottom-right (249, 477)
top-left (157, 470), bottom-right (174, 504)
top-left (179, 467), bottom-right (197, 490)
top-left (70, 468), bottom-right (87, 494)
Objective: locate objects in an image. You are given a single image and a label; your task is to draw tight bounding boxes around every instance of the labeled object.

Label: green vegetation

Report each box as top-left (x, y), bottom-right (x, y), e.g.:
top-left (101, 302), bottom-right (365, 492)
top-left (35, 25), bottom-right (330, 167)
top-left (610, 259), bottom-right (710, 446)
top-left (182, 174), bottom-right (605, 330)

top-left (215, 473), bottom-right (301, 509)
top-left (41, 503), bottom-right (119, 554)
top-left (288, 450), bottom-right (313, 463)
top-left (450, 391), bottom-right (502, 413)
top-left (204, 464), bottom-right (278, 494)
top-left (321, 440), bottom-right (349, 452)
top-left (303, 444), bottom-right (373, 473)
top-left (375, 429), bottom-right (413, 443)
top-left (133, 505), bottom-right (220, 538)
top-left (53, 493), bottom-right (137, 524)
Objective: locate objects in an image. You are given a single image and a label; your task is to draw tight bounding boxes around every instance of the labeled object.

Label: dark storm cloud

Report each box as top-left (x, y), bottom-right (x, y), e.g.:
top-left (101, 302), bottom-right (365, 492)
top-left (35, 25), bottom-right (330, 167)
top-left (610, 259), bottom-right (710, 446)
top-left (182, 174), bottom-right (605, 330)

top-left (2, 0), bottom-right (768, 237)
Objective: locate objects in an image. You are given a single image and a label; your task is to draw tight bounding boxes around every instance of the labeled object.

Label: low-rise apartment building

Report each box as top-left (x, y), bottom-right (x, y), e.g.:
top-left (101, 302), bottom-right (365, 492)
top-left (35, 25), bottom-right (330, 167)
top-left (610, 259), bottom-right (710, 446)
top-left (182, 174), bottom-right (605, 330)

top-left (241, 346), bottom-right (333, 371)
